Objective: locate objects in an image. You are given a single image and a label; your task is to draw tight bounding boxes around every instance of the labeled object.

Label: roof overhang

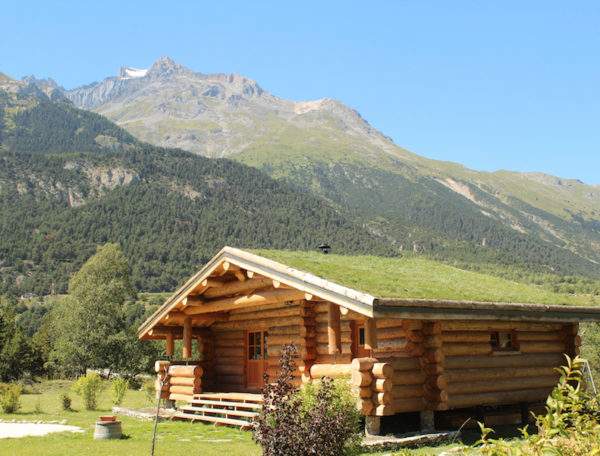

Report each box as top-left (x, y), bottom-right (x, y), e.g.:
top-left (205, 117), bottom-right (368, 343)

top-left (375, 298), bottom-right (600, 323)
top-left (137, 247), bottom-right (377, 339)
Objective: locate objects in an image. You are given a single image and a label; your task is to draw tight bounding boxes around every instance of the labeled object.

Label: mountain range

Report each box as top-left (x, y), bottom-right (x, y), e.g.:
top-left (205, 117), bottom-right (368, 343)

top-left (2, 56), bottom-right (600, 296)
top-left (0, 74), bottom-right (391, 295)
top-left (60, 58), bottom-right (600, 273)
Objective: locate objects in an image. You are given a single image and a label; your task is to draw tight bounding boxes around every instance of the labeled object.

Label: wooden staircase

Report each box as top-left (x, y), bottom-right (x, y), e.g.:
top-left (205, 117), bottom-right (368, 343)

top-left (172, 392), bottom-right (263, 429)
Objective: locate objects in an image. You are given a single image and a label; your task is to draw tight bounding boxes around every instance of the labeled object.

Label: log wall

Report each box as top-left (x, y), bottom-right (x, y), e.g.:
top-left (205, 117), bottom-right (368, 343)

top-left (315, 318), bottom-right (580, 416)
top-left (314, 302), bottom-right (353, 363)
top-left (154, 361), bottom-right (203, 402)
top-left (441, 320), bottom-right (579, 410)
top-left (374, 319), bottom-right (425, 415)
top-left (209, 300), bottom-right (312, 391)
top-left (170, 300), bottom-right (581, 416)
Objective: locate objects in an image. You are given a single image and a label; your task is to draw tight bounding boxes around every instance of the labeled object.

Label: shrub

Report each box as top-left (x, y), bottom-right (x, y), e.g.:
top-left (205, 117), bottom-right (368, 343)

top-left (0, 383), bottom-right (22, 413)
top-left (253, 345), bottom-right (362, 456)
top-left (298, 378), bottom-right (362, 456)
top-left (253, 345), bottom-right (304, 456)
top-left (72, 372), bottom-right (104, 410)
top-left (127, 375), bottom-right (143, 390)
top-left (111, 377), bottom-right (129, 406)
top-left (61, 393), bottom-right (72, 411)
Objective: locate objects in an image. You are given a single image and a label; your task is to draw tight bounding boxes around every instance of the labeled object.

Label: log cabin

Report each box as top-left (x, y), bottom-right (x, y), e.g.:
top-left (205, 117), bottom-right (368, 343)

top-left (138, 247), bottom-right (600, 433)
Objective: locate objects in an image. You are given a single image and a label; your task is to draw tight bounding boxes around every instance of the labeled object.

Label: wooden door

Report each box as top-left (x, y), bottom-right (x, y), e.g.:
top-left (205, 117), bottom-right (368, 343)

top-left (246, 330), bottom-right (268, 390)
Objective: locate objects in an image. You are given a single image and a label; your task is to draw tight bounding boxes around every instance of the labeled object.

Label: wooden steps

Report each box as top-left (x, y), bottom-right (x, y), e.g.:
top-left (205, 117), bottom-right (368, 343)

top-left (179, 405), bottom-right (257, 418)
top-left (171, 392), bottom-right (263, 429)
top-left (172, 412), bottom-right (251, 428)
top-left (194, 392), bottom-right (264, 403)
top-left (189, 399), bottom-right (262, 409)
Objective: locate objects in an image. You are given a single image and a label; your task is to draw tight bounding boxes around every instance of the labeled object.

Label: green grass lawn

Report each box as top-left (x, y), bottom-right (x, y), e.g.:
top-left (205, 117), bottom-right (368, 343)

top-left (0, 380), bottom-right (457, 456)
top-left (0, 380), bottom-right (259, 456)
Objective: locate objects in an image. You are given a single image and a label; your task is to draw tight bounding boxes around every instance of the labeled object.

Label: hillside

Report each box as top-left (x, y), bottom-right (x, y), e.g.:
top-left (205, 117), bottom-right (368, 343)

top-left (0, 78), bottom-right (393, 295)
top-left (55, 57), bottom-right (600, 278)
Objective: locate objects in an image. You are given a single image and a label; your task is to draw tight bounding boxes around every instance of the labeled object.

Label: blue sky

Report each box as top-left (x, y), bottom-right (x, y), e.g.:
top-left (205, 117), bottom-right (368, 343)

top-left (2, 1), bottom-right (599, 183)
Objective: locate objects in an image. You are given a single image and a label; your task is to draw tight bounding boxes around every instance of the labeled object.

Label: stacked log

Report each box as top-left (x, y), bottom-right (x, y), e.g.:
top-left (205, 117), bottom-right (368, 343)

top-left (167, 364), bottom-right (203, 401)
top-left (263, 300), bottom-right (313, 387)
top-left (348, 357), bottom-right (402, 416)
top-left (371, 362), bottom-right (394, 416)
top-left (373, 319), bottom-right (423, 359)
top-left (442, 321), bottom-right (567, 410)
top-left (301, 301), bottom-right (317, 384)
top-left (155, 360), bottom-right (170, 400)
top-left (387, 356), bottom-right (426, 413)
top-left (371, 320), bottom-right (426, 414)
top-left (154, 362), bottom-right (203, 402)
top-left (314, 303), bottom-right (353, 364)
top-left (309, 363), bottom-right (353, 379)
top-left (419, 322), bottom-right (448, 411)
top-left (351, 357), bottom-right (376, 415)
top-left (307, 363), bottom-right (353, 390)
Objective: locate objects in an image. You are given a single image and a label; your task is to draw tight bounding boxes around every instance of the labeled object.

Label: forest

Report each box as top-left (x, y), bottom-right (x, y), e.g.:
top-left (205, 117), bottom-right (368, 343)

top-left (0, 86), bottom-right (395, 295)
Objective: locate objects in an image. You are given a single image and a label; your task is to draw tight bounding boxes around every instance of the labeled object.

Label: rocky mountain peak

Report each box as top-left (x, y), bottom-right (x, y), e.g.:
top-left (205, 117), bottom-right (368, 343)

top-left (22, 75), bottom-right (60, 89)
top-left (16, 75), bottom-right (69, 102)
top-left (147, 56), bottom-right (189, 78)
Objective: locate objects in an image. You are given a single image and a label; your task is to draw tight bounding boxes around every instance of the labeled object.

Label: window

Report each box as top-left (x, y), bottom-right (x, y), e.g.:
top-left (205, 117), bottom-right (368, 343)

top-left (352, 323), bottom-right (369, 357)
top-left (490, 331), bottom-right (518, 352)
top-left (248, 331), bottom-right (268, 360)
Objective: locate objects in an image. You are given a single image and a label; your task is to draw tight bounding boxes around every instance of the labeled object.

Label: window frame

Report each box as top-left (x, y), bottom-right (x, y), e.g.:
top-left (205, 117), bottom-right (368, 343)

top-left (351, 322), bottom-right (369, 358)
top-left (490, 330), bottom-right (520, 353)
top-left (247, 330), bottom-right (268, 360)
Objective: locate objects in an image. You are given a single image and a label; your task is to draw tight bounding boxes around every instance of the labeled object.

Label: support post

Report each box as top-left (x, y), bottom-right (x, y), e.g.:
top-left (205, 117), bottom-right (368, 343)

top-left (420, 410), bottom-right (435, 432)
top-left (301, 300), bottom-right (316, 381)
top-left (520, 402), bottom-right (530, 426)
top-left (365, 416), bottom-right (381, 436)
top-left (182, 317), bottom-right (192, 359)
top-left (196, 336), bottom-right (202, 358)
top-left (365, 318), bottom-right (378, 350)
top-left (327, 303), bottom-right (341, 355)
top-left (165, 333), bottom-right (174, 357)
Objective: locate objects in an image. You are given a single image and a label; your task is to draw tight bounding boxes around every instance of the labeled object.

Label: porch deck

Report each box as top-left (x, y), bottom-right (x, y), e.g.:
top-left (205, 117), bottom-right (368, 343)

top-left (171, 392), bottom-right (263, 429)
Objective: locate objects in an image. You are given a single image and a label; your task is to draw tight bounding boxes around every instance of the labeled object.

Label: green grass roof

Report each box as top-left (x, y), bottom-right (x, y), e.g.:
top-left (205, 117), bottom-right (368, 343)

top-left (250, 249), bottom-right (595, 306)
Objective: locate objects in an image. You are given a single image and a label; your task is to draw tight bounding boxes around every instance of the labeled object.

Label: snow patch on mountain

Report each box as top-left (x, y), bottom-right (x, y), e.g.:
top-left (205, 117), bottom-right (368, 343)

top-left (119, 67), bottom-right (148, 80)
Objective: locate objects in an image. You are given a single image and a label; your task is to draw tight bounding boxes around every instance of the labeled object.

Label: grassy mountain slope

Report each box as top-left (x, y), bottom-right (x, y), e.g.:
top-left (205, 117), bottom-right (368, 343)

top-left (58, 58), bottom-right (600, 278)
top-left (0, 80), bottom-right (393, 295)
top-left (240, 149), bottom-right (600, 277)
